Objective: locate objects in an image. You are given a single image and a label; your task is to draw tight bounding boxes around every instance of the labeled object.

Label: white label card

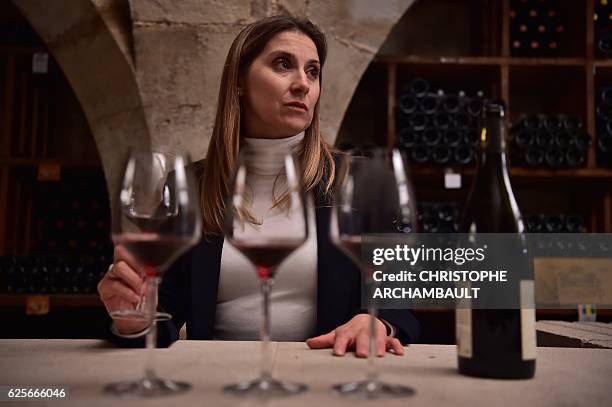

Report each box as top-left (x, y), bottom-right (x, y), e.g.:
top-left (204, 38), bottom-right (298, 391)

top-left (444, 172), bottom-right (461, 189)
top-left (32, 52), bottom-right (48, 74)
top-left (520, 280), bottom-right (537, 361)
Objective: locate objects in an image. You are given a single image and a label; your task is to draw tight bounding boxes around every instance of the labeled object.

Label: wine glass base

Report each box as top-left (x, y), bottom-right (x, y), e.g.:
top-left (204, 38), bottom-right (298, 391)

top-left (224, 376), bottom-right (308, 399)
top-left (110, 310), bottom-right (172, 322)
top-left (104, 376), bottom-right (191, 398)
top-left (332, 380), bottom-right (415, 400)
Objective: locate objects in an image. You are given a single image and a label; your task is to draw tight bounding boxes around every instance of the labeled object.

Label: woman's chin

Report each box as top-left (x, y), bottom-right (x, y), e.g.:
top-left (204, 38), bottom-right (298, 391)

top-left (280, 120), bottom-right (310, 135)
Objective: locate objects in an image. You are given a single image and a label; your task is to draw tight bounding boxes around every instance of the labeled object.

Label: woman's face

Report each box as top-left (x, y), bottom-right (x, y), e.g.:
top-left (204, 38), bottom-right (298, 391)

top-left (241, 30), bottom-right (321, 139)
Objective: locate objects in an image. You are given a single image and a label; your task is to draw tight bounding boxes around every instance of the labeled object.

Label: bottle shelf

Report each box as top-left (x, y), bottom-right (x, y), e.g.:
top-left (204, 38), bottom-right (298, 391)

top-left (594, 60), bottom-right (612, 67)
top-left (510, 167), bottom-right (612, 178)
top-left (507, 57), bottom-right (587, 66)
top-left (409, 166), bottom-right (612, 180)
top-left (376, 55), bottom-right (505, 66)
top-left (0, 157), bottom-right (102, 168)
top-left (0, 294), bottom-right (102, 308)
top-left (0, 45), bottom-right (46, 55)
top-left (376, 55), bottom-right (588, 67)
top-left (414, 308), bottom-right (612, 319)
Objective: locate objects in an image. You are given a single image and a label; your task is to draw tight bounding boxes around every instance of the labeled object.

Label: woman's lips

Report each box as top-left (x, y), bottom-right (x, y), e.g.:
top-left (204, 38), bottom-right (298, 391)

top-left (285, 102), bottom-right (308, 112)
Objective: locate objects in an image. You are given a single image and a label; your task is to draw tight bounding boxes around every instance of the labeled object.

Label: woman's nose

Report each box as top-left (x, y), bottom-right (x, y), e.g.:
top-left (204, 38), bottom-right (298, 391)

top-left (290, 71), bottom-right (310, 95)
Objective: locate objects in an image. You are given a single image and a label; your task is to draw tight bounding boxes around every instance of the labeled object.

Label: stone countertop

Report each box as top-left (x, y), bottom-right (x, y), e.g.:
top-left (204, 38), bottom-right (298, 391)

top-left (0, 340), bottom-right (611, 406)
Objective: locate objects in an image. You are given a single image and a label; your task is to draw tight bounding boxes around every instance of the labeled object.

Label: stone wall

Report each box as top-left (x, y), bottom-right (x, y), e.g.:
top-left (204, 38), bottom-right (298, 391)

top-left (12, 0), bottom-right (416, 196)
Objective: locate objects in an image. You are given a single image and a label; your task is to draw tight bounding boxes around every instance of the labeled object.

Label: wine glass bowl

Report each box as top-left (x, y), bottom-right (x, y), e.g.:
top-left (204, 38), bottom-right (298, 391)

top-left (223, 146), bottom-right (309, 398)
top-left (105, 150), bottom-right (201, 397)
top-left (331, 147), bottom-right (417, 399)
top-left (109, 152), bottom-right (199, 322)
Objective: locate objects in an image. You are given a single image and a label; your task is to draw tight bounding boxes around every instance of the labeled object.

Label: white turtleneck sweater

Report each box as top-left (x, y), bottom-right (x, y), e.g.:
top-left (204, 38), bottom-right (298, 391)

top-left (213, 132), bottom-right (318, 341)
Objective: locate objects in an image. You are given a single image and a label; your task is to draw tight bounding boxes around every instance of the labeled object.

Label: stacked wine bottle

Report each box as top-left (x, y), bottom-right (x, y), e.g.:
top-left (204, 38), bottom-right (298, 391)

top-left (397, 77), bottom-right (483, 166)
top-left (596, 87), bottom-right (612, 167)
top-left (510, 0), bottom-right (566, 57)
top-left (525, 213), bottom-right (585, 233)
top-left (30, 175), bottom-right (111, 254)
top-left (0, 173), bottom-right (113, 295)
top-left (510, 114), bottom-right (590, 168)
top-left (418, 202), bottom-right (460, 233)
top-left (524, 214), bottom-right (599, 257)
top-left (0, 245), bottom-right (112, 295)
top-left (595, 0), bottom-right (612, 58)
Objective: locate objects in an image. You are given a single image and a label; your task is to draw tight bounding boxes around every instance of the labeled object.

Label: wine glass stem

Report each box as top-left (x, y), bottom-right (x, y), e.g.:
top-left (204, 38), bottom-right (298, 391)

top-left (144, 275), bottom-right (159, 381)
top-left (260, 276), bottom-right (274, 382)
top-left (367, 280), bottom-right (380, 384)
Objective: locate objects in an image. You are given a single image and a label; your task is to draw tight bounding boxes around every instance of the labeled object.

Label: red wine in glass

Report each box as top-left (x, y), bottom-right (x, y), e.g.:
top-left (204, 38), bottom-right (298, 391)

top-left (232, 240), bottom-right (304, 280)
top-left (222, 147), bottom-right (309, 398)
top-left (112, 233), bottom-right (194, 277)
top-left (105, 150), bottom-right (200, 398)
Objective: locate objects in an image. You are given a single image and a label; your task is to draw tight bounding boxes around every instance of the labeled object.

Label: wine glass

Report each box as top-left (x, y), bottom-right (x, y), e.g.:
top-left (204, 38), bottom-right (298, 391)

top-left (105, 150), bottom-right (201, 397)
top-left (223, 146), bottom-right (309, 398)
top-left (331, 147), bottom-right (417, 399)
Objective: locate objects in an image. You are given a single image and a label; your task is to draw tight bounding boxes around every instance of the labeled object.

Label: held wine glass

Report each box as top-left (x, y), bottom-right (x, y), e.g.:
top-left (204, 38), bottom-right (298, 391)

top-left (105, 150), bottom-right (201, 397)
top-left (223, 146), bottom-right (309, 398)
top-left (331, 147), bottom-right (418, 399)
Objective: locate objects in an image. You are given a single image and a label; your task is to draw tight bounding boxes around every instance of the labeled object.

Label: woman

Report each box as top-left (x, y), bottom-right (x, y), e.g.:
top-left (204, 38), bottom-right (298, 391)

top-left (98, 15), bottom-right (419, 357)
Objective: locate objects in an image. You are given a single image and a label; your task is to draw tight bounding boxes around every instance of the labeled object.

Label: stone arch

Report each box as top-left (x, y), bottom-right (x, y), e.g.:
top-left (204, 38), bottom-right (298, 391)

top-left (302, 0), bottom-right (418, 144)
top-left (12, 0), bottom-right (417, 194)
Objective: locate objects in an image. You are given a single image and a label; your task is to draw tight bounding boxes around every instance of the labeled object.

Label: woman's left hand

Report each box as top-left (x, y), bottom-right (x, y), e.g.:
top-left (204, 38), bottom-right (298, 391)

top-left (306, 314), bottom-right (404, 357)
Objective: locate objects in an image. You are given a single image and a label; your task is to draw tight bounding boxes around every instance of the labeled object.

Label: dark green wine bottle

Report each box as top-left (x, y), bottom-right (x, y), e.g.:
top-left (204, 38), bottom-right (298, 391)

top-left (456, 100), bottom-right (536, 379)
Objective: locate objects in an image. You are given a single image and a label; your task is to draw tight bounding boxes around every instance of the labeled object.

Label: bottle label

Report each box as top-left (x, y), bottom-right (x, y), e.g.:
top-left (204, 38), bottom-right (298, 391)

top-left (456, 308), bottom-right (472, 358)
top-left (520, 279), bottom-right (536, 361)
top-left (456, 281), bottom-right (472, 358)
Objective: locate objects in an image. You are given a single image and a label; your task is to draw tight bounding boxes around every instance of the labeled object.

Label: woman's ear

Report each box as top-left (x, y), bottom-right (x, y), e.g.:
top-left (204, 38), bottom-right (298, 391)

top-left (237, 75), bottom-right (245, 97)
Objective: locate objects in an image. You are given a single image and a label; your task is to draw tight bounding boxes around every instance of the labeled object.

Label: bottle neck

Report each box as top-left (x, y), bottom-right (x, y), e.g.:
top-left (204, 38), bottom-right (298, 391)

top-left (480, 116), bottom-right (506, 160)
top-left (478, 117), bottom-right (507, 175)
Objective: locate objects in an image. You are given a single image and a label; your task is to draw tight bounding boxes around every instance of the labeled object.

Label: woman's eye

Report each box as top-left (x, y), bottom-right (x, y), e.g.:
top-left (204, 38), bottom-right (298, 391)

top-left (307, 69), bottom-right (320, 79)
top-left (275, 59), bottom-right (290, 70)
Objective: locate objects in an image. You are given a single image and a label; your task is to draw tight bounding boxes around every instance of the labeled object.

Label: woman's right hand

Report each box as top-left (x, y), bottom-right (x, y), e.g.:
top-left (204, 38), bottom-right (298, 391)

top-left (97, 245), bottom-right (148, 335)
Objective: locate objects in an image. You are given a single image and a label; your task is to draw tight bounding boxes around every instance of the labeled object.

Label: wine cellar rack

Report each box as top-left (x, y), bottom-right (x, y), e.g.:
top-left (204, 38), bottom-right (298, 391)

top-left (337, 0), bottom-right (612, 340)
top-left (0, 2), bottom-right (110, 338)
top-left (339, 0), bottom-right (612, 231)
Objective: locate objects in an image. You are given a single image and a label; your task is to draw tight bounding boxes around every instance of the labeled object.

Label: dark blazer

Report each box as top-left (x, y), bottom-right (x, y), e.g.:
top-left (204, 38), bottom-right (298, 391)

top-left (109, 158), bottom-right (420, 347)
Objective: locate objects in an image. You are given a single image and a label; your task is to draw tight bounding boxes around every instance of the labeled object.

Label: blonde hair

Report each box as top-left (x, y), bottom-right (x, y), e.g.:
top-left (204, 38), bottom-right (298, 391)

top-left (201, 15), bottom-right (335, 235)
